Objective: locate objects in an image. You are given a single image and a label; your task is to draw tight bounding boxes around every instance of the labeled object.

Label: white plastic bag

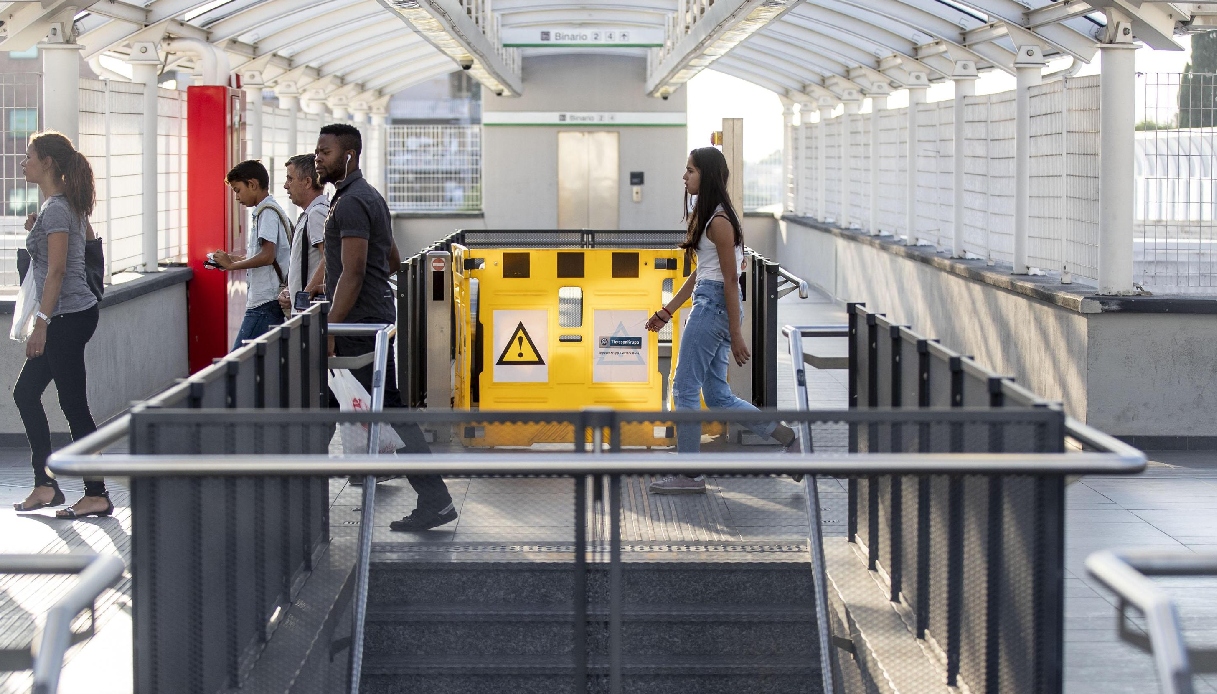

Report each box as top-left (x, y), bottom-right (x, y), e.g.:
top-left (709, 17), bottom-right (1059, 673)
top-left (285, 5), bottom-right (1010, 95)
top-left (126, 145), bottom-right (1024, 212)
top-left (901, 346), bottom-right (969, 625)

top-left (9, 270), bottom-right (39, 342)
top-left (328, 369), bottom-right (404, 455)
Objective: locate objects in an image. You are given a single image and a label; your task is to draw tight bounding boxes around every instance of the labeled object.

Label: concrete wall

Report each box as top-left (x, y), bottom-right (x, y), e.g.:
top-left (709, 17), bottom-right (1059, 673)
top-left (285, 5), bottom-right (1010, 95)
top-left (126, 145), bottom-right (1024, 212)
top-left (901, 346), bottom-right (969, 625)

top-left (393, 214), bottom-right (486, 257)
top-left (742, 213), bottom-right (778, 261)
top-left (775, 217), bottom-right (1217, 439)
top-left (481, 54), bottom-right (687, 231)
top-left (0, 270), bottom-right (190, 440)
top-left (1086, 314), bottom-right (1217, 438)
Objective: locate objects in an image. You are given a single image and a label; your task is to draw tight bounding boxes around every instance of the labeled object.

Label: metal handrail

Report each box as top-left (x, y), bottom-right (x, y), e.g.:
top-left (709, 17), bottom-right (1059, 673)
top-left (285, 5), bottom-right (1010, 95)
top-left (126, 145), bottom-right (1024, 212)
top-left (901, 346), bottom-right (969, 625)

top-left (1085, 549), bottom-right (1217, 694)
top-left (326, 322), bottom-right (395, 694)
top-left (777, 267), bottom-right (810, 299)
top-left (0, 554), bottom-right (126, 694)
top-left (47, 450), bottom-right (1145, 478)
top-left (782, 325), bottom-right (838, 694)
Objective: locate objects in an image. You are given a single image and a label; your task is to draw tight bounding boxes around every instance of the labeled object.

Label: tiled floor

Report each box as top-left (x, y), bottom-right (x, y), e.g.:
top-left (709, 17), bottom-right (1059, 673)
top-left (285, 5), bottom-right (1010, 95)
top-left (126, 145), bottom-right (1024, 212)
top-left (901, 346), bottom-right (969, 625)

top-left (1, 289), bottom-right (1214, 693)
top-left (1063, 453), bottom-right (1217, 694)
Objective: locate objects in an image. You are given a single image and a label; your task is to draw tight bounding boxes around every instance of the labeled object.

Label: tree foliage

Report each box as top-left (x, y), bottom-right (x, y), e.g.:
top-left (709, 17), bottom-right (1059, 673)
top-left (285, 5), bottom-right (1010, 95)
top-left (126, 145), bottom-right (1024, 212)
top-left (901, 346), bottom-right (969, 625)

top-left (1179, 32), bottom-right (1217, 128)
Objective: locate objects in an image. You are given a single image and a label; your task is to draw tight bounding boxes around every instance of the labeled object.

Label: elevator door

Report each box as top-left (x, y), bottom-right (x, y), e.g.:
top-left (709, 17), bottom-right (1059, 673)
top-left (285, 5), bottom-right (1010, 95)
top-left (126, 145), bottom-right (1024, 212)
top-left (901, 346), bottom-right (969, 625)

top-left (557, 131), bottom-right (619, 229)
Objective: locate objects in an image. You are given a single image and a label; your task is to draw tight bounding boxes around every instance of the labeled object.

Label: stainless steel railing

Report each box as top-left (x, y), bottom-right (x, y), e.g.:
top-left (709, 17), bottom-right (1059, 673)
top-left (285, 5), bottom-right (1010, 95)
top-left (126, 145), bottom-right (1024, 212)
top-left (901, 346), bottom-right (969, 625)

top-left (1086, 549), bottom-right (1217, 694)
top-left (326, 322), bottom-right (396, 694)
top-left (0, 554), bottom-right (126, 694)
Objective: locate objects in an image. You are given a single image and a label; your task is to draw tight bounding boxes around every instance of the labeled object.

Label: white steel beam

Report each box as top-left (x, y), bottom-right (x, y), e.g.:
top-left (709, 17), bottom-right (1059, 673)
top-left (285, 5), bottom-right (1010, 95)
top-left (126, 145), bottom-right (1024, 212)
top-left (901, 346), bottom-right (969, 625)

top-left (205, 0), bottom-right (337, 43)
top-left (376, 0), bottom-right (523, 97)
top-left (645, 0), bottom-right (797, 97)
top-left (0, 0), bottom-right (98, 51)
top-left (85, 0), bottom-right (148, 24)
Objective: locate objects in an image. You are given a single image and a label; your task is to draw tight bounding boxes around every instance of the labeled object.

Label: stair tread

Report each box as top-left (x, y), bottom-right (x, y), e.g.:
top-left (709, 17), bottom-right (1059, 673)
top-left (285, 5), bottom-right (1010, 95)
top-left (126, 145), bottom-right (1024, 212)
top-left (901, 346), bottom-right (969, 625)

top-left (361, 653), bottom-right (821, 674)
top-left (366, 603), bottom-right (817, 621)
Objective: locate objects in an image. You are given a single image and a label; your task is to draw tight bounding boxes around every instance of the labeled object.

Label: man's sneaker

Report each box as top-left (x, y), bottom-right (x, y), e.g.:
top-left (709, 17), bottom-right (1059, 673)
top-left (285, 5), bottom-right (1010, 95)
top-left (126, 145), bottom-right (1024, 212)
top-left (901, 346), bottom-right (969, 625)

top-left (389, 504), bottom-right (457, 532)
top-left (649, 475), bottom-right (707, 495)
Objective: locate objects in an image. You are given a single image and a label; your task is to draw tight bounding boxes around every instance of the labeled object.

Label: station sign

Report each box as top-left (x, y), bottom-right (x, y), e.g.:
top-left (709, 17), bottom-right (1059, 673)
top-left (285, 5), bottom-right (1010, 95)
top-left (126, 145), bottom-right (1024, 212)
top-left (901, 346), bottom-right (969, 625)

top-left (483, 112), bottom-right (686, 127)
top-left (501, 27), bottom-right (664, 47)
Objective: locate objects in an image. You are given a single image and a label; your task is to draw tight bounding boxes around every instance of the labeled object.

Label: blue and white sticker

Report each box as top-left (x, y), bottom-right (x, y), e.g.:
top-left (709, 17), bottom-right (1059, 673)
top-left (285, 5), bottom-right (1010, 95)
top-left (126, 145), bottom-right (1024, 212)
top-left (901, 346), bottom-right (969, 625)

top-left (593, 310), bottom-right (648, 383)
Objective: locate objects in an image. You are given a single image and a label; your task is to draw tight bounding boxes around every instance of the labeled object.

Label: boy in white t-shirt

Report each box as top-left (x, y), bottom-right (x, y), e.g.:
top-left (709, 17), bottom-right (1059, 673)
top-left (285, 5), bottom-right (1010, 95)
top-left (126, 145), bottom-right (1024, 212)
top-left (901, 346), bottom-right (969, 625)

top-left (213, 159), bottom-right (292, 350)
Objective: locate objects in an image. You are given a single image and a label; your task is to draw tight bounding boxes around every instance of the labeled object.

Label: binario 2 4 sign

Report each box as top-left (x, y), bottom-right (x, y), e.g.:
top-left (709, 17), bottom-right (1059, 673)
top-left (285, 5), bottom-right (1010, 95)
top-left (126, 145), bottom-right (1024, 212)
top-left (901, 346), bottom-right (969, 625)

top-left (500, 27), bottom-right (664, 47)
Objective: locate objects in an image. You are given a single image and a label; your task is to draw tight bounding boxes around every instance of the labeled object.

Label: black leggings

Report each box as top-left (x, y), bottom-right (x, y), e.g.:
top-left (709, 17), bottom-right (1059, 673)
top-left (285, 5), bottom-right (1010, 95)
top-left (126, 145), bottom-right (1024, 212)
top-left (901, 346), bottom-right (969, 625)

top-left (14, 304), bottom-right (103, 495)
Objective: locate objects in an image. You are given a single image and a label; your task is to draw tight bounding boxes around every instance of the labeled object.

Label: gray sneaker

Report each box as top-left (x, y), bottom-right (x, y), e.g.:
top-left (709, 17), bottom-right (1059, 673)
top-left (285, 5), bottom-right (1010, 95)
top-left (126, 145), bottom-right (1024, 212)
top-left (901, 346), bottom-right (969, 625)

top-left (649, 474), bottom-right (707, 494)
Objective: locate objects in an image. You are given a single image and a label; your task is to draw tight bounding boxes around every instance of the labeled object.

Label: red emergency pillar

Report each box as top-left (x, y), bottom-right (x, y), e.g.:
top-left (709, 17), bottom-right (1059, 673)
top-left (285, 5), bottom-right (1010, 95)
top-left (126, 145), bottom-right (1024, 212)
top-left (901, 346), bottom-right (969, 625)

top-left (186, 86), bottom-right (246, 372)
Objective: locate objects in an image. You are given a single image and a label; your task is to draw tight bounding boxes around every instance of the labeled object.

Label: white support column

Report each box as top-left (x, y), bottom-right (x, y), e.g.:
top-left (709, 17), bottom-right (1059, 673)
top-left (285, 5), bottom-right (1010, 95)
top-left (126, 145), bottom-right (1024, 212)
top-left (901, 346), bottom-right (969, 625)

top-left (952, 61), bottom-right (978, 257)
top-left (869, 94), bottom-right (888, 236)
top-left (278, 85), bottom-right (301, 150)
top-left (130, 43), bottom-right (161, 273)
top-left (840, 98), bottom-right (860, 228)
top-left (1013, 46), bottom-right (1045, 274)
top-left (370, 111), bottom-right (388, 197)
top-left (41, 36), bottom-right (82, 144)
top-left (796, 108), bottom-right (808, 215)
top-left (276, 88), bottom-right (301, 216)
top-left (245, 85), bottom-right (265, 162)
top-left (905, 79), bottom-right (928, 244)
top-left (1098, 18), bottom-right (1137, 294)
top-left (352, 107), bottom-right (372, 189)
top-left (780, 97), bottom-right (796, 213)
top-left (817, 103), bottom-right (831, 221)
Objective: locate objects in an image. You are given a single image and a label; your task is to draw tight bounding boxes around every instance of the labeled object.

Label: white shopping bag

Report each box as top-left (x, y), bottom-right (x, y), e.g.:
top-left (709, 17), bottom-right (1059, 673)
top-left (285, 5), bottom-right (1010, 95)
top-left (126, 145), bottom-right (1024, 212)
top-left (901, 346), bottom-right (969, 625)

top-left (328, 369), bottom-right (405, 455)
top-left (9, 270), bottom-right (39, 342)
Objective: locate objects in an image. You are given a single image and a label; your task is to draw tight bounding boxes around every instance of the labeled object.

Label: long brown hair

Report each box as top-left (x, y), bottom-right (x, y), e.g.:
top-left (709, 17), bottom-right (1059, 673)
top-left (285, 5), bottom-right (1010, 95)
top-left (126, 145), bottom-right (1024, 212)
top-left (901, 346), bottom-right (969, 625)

top-left (29, 131), bottom-right (95, 218)
top-left (680, 146), bottom-right (742, 262)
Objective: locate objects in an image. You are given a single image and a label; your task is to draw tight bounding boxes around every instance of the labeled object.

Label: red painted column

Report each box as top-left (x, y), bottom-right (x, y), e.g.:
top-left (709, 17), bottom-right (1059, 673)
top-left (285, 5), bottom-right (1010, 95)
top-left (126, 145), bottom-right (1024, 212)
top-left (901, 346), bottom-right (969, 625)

top-left (186, 86), bottom-right (246, 372)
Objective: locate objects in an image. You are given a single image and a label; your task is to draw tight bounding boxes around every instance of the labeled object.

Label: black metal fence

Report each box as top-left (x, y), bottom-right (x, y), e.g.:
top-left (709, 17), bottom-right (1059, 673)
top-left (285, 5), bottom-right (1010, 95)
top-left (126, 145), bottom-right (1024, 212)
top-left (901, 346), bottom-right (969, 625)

top-left (50, 406), bottom-right (1134, 694)
top-left (396, 230), bottom-right (799, 410)
top-left (843, 302), bottom-right (1069, 693)
top-left (126, 304), bottom-right (331, 694)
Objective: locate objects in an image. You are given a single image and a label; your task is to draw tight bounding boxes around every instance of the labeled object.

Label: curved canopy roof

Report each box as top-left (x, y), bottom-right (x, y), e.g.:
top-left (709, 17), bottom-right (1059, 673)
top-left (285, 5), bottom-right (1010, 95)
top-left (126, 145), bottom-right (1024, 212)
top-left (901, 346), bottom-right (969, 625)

top-left (0, 0), bottom-right (1205, 109)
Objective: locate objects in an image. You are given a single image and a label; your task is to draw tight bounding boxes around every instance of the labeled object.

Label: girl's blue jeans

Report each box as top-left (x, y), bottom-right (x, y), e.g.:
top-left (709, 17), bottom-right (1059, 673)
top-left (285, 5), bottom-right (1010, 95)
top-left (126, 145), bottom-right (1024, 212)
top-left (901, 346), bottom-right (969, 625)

top-left (671, 280), bottom-right (776, 453)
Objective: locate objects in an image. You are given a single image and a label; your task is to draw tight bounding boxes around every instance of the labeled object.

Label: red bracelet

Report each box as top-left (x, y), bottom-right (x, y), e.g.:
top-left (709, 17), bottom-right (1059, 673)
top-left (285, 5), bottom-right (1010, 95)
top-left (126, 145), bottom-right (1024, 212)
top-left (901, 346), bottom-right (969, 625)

top-left (658, 307), bottom-right (672, 319)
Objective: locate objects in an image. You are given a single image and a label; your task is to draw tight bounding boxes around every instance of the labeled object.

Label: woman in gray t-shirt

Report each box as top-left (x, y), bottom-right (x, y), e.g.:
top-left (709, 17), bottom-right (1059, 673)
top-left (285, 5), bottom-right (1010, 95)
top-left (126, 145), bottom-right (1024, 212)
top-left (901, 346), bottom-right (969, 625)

top-left (12, 131), bottom-right (110, 519)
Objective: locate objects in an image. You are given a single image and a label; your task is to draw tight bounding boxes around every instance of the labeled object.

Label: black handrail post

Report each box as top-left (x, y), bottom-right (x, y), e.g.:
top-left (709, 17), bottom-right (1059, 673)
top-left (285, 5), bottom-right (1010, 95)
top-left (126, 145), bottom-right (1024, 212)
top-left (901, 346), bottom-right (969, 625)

top-left (945, 356), bottom-right (965, 686)
top-left (915, 339), bottom-right (932, 638)
top-left (846, 303), bottom-right (862, 543)
top-left (574, 412), bottom-right (588, 693)
top-left (762, 260), bottom-right (780, 407)
top-left (299, 314), bottom-right (312, 409)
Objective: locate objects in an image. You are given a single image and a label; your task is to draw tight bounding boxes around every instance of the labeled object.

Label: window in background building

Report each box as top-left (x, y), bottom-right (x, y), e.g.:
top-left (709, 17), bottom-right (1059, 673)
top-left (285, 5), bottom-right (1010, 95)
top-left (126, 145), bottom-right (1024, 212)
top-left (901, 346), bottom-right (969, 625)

top-left (743, 149), bottom-right (783, 211)
top-left (9, 108), bottom-right (38, 139)
top-left (7, 186), bottom-right (39, 216)
top-left (8, 46), bottom-right (38, 59)
top-left (386, 73), bottom-right (482, 212)
top-left (386, 125), bottom-right (482, 212)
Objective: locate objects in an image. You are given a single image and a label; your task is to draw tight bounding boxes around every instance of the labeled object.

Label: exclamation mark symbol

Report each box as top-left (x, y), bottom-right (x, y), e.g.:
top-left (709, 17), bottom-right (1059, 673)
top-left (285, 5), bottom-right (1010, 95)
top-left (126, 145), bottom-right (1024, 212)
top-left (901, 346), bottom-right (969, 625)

top-left (517, 336), bottom-right (524, 358)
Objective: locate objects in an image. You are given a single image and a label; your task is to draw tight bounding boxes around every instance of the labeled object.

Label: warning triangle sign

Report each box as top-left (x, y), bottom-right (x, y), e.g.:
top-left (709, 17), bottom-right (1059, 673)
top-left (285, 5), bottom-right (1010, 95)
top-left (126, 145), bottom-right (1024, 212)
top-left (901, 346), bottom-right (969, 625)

top-left (496, 321), bottom-right (545, 366)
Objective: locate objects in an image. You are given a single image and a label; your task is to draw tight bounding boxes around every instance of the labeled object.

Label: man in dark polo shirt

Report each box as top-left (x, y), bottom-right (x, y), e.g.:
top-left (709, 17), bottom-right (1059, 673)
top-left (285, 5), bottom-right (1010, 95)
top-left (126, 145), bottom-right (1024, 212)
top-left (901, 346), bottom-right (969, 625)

top-left (315, 123), bottom-right (456, 531)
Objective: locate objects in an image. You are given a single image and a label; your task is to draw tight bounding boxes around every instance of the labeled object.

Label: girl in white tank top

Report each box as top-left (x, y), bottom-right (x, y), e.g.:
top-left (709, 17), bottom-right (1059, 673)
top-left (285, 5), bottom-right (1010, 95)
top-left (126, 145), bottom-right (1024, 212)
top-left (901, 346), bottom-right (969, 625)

top-left (644, 148), bottom-right (796, 494)
top-left (695, 204), bottom-right (745, 283)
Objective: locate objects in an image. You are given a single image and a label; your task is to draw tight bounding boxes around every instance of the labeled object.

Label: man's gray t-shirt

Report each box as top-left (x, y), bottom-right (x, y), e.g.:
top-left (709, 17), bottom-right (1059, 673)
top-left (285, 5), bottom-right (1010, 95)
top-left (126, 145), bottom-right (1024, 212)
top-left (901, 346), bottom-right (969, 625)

top-left (323, 170), bottom-right (396, 324)
top-left (288, 193), bottom-right (329, 296)
top-left (246, 196), bottom-right (292, 309)
top-left (27, 194), bottom-right (97, 316)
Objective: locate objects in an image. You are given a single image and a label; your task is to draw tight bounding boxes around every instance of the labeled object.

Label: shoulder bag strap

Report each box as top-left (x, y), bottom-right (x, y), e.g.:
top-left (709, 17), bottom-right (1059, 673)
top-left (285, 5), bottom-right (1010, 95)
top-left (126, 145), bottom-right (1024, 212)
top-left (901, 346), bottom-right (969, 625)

top-left (255, 206), bottom-right (290, 286)
top-left (298, 210), bottom-right (310, 292)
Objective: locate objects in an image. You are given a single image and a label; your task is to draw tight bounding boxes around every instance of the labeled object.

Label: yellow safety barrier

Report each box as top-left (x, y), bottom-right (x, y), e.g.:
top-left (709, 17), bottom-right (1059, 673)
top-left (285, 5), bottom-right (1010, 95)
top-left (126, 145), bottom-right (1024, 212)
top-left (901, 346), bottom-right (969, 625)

top-left (453, 244), bottom-right (689, 447)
